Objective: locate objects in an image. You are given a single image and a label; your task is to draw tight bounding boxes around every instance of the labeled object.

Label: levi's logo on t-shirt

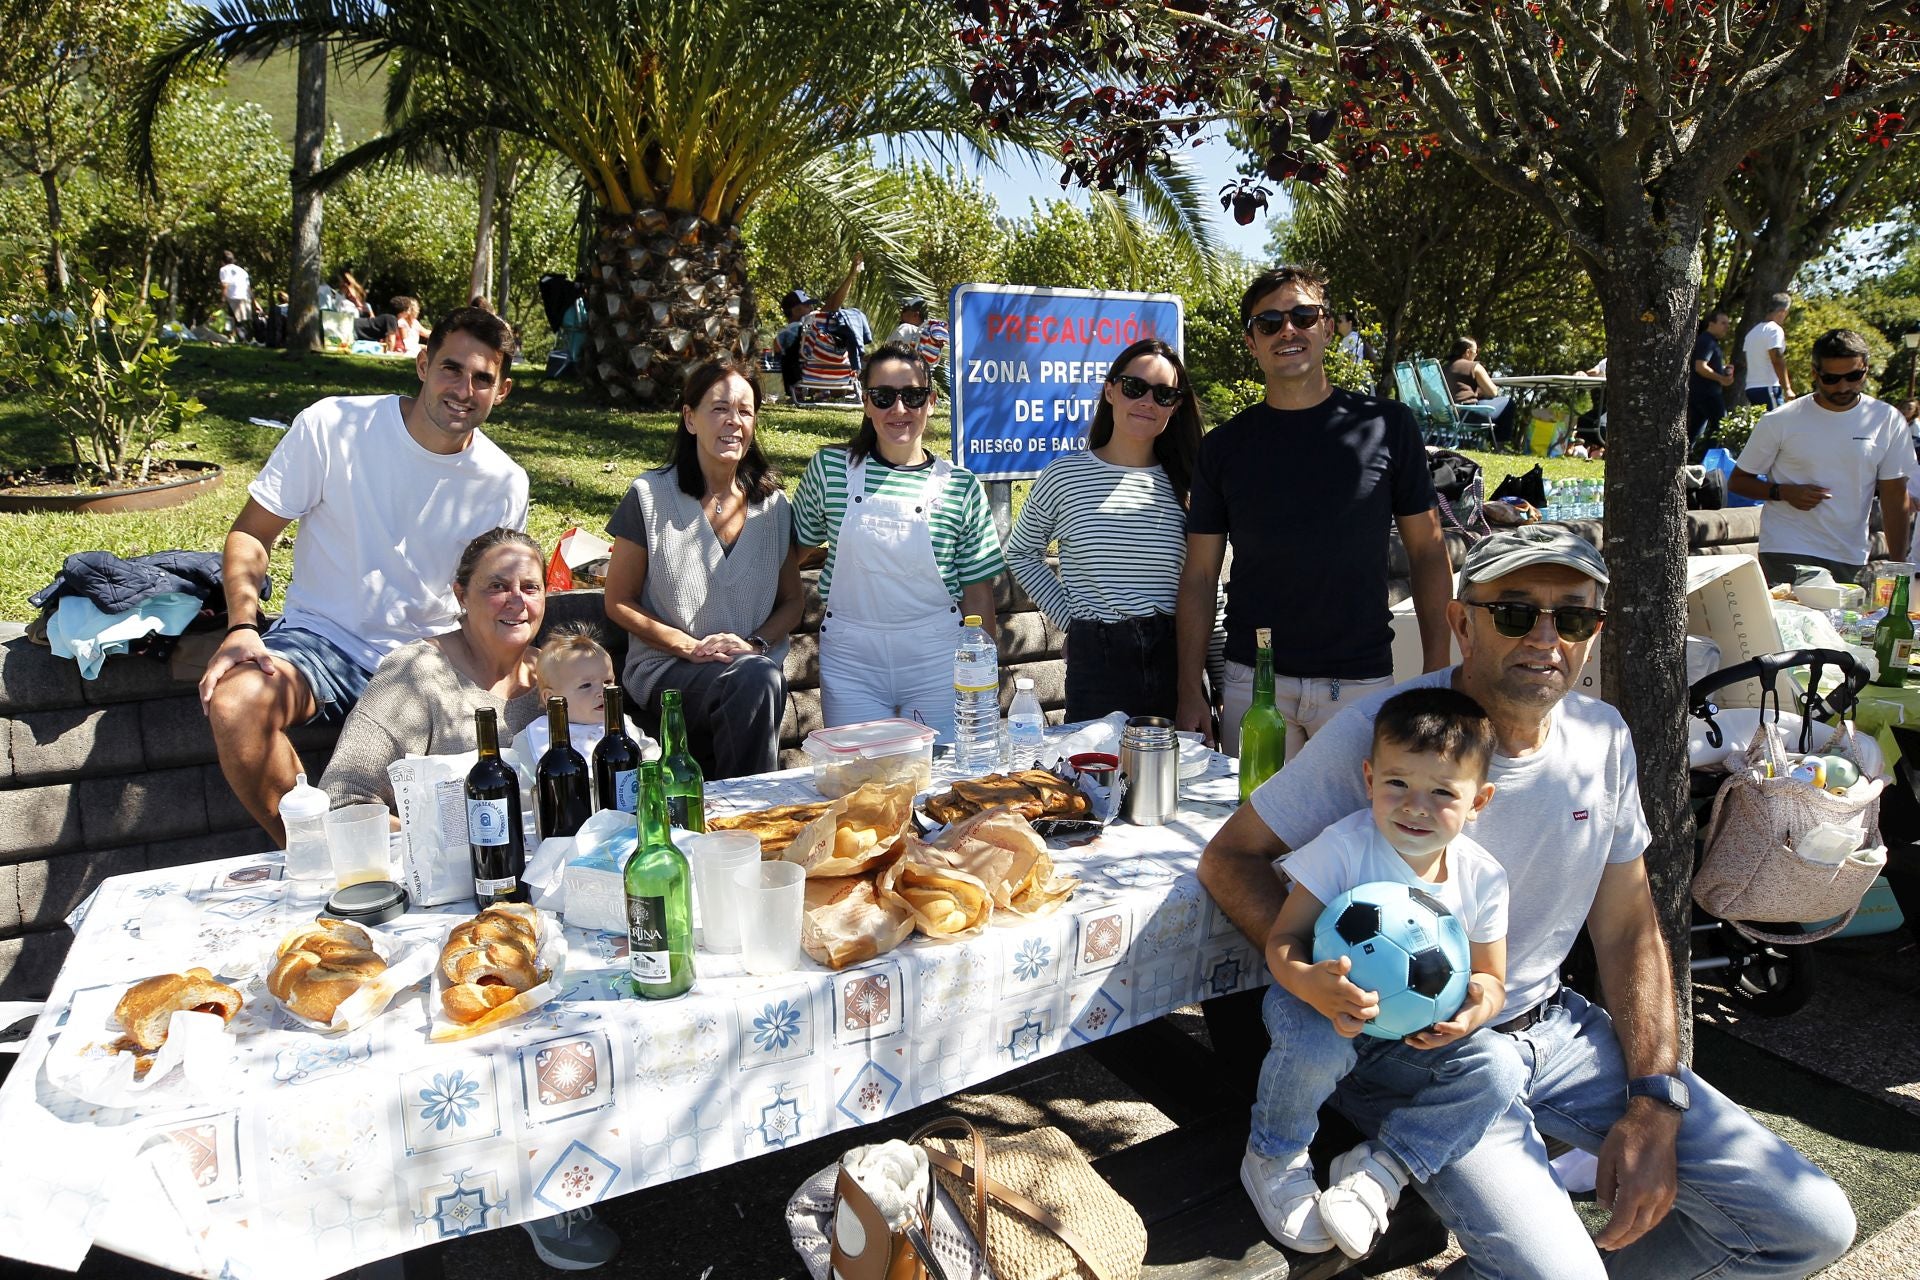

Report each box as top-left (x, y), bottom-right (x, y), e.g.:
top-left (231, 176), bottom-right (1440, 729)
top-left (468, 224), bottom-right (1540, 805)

top-left (1573, 809), bottom-right (1590, 822)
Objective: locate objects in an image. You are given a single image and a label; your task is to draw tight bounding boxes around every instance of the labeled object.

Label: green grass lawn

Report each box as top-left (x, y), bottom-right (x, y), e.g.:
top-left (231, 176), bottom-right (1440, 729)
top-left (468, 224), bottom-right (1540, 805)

top-left (0, 345), bottom-right (1603, 623)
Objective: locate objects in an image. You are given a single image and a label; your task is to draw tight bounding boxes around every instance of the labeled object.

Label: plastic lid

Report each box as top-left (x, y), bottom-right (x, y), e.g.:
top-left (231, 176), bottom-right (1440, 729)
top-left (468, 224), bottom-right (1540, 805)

top-left (323, 879), bottom-right (409, 926)
top-left (963, 614), bottom-right (983, 627)
top-left (804, 717), bottom-right (938, 759)
top-left (279, 772), bottom-right (329, 821)
top-left (1014, 677), bottom-right (1034, 690)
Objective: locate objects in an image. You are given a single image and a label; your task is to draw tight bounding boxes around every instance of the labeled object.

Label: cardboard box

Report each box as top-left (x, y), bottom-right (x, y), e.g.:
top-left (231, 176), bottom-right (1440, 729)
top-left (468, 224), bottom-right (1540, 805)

top-left (1388, 554), bottom-right (1780, 708)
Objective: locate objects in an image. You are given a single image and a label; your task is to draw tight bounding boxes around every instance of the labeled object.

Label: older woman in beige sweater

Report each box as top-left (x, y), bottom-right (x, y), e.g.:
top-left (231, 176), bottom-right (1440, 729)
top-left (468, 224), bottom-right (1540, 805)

top-left (321, 528), bottom-right (547, 816)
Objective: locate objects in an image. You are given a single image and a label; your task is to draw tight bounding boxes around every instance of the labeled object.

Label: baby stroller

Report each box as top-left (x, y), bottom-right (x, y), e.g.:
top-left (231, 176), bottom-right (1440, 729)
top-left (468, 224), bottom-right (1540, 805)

top-left (1564, 649), bottom-right (1886, 1016)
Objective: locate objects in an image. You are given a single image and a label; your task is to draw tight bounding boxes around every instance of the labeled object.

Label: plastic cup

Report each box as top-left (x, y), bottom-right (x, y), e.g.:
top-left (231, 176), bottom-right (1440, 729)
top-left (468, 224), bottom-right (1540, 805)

top-left (732, 860), bottom-right (805, 976)
top-left (325, 804), bottom-right (393, 888)
top-left (687, 832), bottom-right (760, 954)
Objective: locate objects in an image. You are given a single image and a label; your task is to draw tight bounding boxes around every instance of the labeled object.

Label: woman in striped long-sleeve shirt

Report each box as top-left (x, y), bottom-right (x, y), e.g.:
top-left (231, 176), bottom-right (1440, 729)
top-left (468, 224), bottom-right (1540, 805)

top-left (1006, 338), bottom-right (1202, 721)
top-left (794, 341), bottom-right (1005, 741)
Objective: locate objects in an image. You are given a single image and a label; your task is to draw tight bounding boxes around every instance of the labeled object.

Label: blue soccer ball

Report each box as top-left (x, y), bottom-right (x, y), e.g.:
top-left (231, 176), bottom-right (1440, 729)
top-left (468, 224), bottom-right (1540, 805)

top-left (1312, 880), bottom-right (1472, 1040)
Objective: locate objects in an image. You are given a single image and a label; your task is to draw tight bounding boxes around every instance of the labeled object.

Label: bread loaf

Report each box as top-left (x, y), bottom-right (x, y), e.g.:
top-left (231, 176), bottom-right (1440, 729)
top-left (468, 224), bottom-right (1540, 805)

top-left (438, 903), bottom-right (544, 1024)
top-left (268, 918), bottom-right (389, 1024)
top-left (113, 968), bottom-right (243, 1051)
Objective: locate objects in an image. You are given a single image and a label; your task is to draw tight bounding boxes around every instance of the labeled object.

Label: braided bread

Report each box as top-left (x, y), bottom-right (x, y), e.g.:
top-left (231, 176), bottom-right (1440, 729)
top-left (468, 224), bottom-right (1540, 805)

top-left (438, 903), bottom-right (543, 1023)
top-left (268, 918), bottom-right (389, 1024)
top-left (114, 967), bottom-right (243, 1051)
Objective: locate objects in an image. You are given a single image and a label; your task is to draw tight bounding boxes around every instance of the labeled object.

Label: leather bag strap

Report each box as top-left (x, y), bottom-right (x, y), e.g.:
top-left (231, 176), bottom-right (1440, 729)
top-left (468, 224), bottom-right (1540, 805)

top-left (920, 1149), bottom-right (1116, 1280)
top-left (910, 1117), bottom-right (989, 1244)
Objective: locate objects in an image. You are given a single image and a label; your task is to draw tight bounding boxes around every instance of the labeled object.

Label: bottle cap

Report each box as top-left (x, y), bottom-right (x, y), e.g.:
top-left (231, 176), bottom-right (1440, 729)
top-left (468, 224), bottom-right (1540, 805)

top-left (963, 614), bottom-right (983, 627)
top-left (1015, 677), bottom-right (1034, 690)
top-left (279, 772), bottom-right (329, 822)
top-left (1255, 626), bottom-right (1272, 646)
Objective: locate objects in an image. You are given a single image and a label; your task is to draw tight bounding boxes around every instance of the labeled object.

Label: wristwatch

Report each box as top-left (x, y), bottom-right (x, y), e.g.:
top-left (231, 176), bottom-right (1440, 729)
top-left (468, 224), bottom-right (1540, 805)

top-left (747, 634), bottom-right (770, 654)
top-left (1768, 482), bottom-right (1781, 501)
top-left (1627, 1074), bottom-right (1691, 1112)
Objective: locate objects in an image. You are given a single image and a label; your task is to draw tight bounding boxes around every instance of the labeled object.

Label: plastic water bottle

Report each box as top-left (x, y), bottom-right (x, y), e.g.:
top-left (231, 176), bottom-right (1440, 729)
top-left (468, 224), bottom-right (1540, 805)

top-left (1541, 479), bottom-right (1560, 522)
top-left (1007, 677), bottom-right (1046, 768)
top-left (953, 614), bottom-right (1000, 772)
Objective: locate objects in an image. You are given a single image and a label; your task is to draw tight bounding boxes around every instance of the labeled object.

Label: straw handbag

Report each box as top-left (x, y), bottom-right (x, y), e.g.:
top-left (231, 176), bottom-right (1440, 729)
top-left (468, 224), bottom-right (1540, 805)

top-left (1695, 718), bottom-right (1887, 943)
top-left (914, 1117), bottom-right (1146, 1280)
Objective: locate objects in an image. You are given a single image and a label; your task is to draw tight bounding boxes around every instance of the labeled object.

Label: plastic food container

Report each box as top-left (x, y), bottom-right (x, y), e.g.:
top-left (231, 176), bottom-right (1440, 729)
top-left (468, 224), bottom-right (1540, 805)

top-left (803, 718), bottom-right (938, 798)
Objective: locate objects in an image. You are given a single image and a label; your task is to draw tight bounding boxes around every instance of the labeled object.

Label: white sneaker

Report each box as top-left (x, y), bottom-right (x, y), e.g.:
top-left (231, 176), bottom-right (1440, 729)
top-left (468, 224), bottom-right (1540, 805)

top-left (1316, 1142), bottom-right (1409, 1259)
top-left (521, 1207), bottom-right (621, 1270)
top-left (1240, 1144), bottom-right (1335, 1252)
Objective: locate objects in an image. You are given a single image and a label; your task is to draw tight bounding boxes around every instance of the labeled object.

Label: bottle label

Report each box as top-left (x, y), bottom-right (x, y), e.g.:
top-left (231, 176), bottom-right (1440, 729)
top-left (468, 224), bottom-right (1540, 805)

top-left (467, 798), bottom-right (511, 846)
top-left (475, 874), bottom-right (518, 898)
top-left (954, 656), bottom-right (997, 692)
top-left (627, 894), bottom-right (670, 983)
top-left (1895, 638), bottom-right (1914, 668)
top-left (614, 770), bottom-right (638, 813)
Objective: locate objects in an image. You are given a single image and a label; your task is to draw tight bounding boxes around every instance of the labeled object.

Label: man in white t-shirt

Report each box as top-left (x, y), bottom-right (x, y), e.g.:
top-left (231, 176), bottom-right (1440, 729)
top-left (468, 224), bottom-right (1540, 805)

top-left (1740, 291), bottom-right (1794, 408)
top-left (200, 307), bottom-right (530, 845)
top-left (1730, 327), bottom-right (1909, 586)
top-left (217, 250), bottom-right (252, 335)
top-left (1197, 525), bottom-right (1854, 1278)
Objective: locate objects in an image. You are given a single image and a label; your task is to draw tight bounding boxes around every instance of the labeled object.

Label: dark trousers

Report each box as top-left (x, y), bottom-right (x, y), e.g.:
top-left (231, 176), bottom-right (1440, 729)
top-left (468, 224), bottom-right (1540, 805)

top-left (638, 654), bottom-right (787, 781)
top-left (1065, 614), bottom-right (1178, 723)
top-left (1689, 402), bottom-right (1724, 461)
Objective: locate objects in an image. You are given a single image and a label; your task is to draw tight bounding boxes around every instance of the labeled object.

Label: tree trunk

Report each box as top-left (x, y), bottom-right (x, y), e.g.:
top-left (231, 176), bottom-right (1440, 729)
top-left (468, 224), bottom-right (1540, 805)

top-left (289, 40), bottom-right (327, 353)
top-left (1731, 238), bottom-right (1796, 396)
top-left (582, 209), bottom-right (751, 406)
top-left (496, 188), bottom-right (514, 318)
top-left (1591, 211), bottom-right (1702, 1060)
top-left (470, 132), bottom-right (499, 305)
top-left (39, 168), bottom-right (67, 294)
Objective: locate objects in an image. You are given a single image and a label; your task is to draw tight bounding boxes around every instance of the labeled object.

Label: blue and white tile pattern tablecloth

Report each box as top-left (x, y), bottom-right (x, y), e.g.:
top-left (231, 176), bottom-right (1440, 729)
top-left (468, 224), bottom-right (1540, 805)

top-left (0, 756), bottom-right (1262, 1278)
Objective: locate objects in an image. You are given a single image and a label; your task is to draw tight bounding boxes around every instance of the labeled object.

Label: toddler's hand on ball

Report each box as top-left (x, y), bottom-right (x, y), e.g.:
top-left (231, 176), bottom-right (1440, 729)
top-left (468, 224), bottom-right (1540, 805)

top-left (1403, 1018), bottom-right (1469, 1050)
top-left (1305, 955), bottom-right (1379, 1026)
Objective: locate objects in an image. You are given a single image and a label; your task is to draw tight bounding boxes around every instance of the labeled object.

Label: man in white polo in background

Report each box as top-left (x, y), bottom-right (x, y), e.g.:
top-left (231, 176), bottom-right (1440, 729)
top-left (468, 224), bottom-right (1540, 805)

top-left (1741, 292), bottom-right (1794, 409)
top-left (1731, 327), bottom-right (1908, 587)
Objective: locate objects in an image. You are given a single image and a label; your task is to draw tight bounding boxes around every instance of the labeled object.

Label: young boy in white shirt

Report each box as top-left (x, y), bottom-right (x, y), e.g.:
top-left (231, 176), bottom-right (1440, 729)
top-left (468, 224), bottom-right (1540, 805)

top-left (1241, 686), bottom-right (1522, 1258)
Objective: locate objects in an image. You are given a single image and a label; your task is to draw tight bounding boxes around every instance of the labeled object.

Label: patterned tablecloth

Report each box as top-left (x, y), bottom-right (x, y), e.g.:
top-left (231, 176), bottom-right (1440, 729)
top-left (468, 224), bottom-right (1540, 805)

top-left (0, 754), bottom-right (1264, 1278)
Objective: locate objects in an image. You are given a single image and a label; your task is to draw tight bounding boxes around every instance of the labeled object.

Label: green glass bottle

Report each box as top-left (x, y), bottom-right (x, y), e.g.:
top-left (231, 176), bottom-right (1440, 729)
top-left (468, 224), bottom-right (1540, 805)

top-left (1873, 572), bottom-right (1914, 688)
top-left (624, 761), bottom-right (694, 998)
top-left (658, 688), bottom-right (707, 832)
top-left (1238, 626), bottom-right (1287, 804)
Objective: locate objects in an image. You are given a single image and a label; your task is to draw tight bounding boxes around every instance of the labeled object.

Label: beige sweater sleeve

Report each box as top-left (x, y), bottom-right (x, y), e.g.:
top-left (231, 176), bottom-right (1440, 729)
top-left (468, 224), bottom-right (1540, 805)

top-left (320, 641), bottom-right (543, 813)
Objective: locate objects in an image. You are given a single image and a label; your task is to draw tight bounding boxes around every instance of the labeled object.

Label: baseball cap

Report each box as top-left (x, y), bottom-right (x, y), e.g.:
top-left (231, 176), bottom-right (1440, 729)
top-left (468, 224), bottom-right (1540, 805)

top-left (900, 296), bottom-right (928, 313)
top-left (1457, 525), bottom-right (1609, 591)
top-left (780, 288), bottom-right (815, 313)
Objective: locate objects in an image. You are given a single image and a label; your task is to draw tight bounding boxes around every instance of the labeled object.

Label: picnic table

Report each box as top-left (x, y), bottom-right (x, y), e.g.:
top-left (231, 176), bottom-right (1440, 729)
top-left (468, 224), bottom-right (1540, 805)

top-left (0, 749), bottom-right (1264, 1279)
top-left (1498, 373), bottom-right (1605, 455)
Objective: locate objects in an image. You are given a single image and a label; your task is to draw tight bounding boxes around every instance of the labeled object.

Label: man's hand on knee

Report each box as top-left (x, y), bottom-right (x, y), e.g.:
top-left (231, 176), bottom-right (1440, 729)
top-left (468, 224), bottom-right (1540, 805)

top-left (1593, 1104), bottom-right (1681, 1250)
top-left (199, 630), bottom-right (280, 712)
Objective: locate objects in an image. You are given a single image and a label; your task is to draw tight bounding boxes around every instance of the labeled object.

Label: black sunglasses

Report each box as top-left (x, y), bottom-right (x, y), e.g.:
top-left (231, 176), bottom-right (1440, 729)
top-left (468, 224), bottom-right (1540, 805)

top-left (1466, 600), bottom-right (1607, 641)
top-left (1817, 368), bottom-right (1868, 386)
top-left (865, 384), bottom-right (931, 409)
top-left (1112, 373), bottom-right (1184, 407)
top-left (1245, 305), bottom-right (1329, 336)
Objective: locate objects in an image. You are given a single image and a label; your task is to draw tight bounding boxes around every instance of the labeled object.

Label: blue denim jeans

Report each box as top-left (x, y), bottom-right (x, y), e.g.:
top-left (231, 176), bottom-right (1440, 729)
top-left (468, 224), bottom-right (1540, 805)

top-left (1248, 984), bottom-right (1527, 1183)
top-left (1332, 987), bottom-right (1855, 1280)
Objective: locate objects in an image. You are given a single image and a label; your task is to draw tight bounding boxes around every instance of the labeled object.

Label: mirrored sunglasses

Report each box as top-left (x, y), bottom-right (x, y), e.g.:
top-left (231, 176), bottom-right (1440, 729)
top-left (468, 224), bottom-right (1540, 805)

top-left (1112, 373), bottom-right (1184, 407)
top-left (1467, 600), bottom-right (1606, 641)
top-left (865, 384), bottom-right (931, 409)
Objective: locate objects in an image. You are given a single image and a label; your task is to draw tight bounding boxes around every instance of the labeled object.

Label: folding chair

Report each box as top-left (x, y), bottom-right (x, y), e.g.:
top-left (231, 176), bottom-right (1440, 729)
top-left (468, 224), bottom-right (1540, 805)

top-left (1416, 358), bottom-right (1495, 451)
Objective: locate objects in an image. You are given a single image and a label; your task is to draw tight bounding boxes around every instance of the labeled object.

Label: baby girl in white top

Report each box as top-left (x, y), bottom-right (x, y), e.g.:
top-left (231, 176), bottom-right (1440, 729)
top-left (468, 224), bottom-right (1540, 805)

top-left (1241, 686), bottom-right (1522, 1259)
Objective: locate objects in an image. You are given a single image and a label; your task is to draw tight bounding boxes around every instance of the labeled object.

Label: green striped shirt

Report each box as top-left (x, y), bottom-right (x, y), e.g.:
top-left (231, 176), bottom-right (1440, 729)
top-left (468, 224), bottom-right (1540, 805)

top-left (793, 447), bottom-right (1005, 603)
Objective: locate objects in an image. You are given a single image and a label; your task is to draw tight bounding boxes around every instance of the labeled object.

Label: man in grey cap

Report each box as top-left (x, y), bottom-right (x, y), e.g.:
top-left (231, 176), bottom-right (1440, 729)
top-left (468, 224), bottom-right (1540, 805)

top-left (1199, 526), bottom-right (1854, 1278)
top-left (888, 295), bottom-right (929, 347)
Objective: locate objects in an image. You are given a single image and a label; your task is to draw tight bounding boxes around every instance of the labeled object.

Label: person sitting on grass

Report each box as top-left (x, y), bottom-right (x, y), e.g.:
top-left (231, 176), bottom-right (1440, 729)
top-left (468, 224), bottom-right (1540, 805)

top-left (200, 307), bottom-right (528, 846)
top-left (1242, 686), bottom-right (1521, 1260)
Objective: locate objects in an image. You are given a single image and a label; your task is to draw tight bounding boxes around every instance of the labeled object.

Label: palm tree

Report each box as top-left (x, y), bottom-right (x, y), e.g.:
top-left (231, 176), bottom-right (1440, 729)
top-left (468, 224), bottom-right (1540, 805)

top-left (133, 0), bottom-right (1221, 405)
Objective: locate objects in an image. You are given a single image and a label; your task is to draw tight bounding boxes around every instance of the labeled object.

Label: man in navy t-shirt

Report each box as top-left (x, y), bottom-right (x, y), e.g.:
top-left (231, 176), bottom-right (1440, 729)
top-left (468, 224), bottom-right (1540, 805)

top-left (1174, 263), bottom-right (1454, 757)
top-left (1688, 308), bottom-right (1736, 458)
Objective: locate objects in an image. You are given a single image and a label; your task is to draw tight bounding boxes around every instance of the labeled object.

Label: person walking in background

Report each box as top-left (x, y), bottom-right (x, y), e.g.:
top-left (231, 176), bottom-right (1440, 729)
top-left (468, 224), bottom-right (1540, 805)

top-left (794, 341), bottom-right (1004, 741)
top-left (603, 357), bottom-right (803, 780)
top-left (1689, 308), bottom-right (1737, 458)
top-left (1335, 311), bottom-right (1367, 364)
top-left (1175, 264), bottom-right (1452, 758)
top-left (1730, 327), bottom-right (1909, 586)
top-left (218, 250), bottom-right (253, 338)
top-left (1007, 338), bottom-right (1202, 721)
top-left (1742, 292), bottom-right (1794, 408)
top-left (199, 308), bottom-right (529, 845)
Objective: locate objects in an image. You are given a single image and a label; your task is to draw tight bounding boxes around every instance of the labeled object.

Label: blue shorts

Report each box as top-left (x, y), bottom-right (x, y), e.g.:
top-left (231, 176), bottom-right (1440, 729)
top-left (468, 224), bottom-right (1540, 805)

top-left (263, 625), bottom-right (374, 726)
top-left (1745, 385), bottom-right (1783, 409)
